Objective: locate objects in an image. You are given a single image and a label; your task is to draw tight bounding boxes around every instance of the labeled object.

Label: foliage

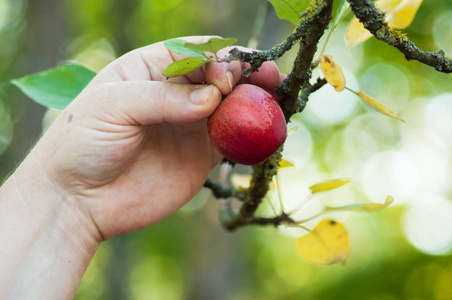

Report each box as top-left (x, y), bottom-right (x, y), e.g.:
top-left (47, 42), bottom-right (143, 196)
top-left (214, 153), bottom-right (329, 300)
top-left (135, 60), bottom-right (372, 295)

top-left (268, 0), bottom-right (309, 25)
top-left (10, 65), bottom-right (96, 110)
top-left (3, 0), bottom-right (446, 267)
top-left (345, 0), bottom-right (423, 48)
top-left (296, 219), bottom-right (350, 265)
top-left (2, 0), bottom-right (452, 298)
top-left (162, 37), bottom-right (237, 77)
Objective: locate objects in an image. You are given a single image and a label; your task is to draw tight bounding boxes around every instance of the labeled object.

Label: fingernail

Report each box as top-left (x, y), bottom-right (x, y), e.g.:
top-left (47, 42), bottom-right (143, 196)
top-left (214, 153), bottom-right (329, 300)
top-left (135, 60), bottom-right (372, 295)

top-left (191, 85), bottom-right (213, 105)
top-left (226, 71), bottom-right (234, 93)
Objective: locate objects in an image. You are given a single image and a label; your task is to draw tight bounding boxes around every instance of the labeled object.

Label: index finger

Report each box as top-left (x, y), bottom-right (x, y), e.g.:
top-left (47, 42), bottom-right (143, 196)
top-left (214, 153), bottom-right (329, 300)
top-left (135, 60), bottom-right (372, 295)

top-left (93, 36), bottom-right (221, 84)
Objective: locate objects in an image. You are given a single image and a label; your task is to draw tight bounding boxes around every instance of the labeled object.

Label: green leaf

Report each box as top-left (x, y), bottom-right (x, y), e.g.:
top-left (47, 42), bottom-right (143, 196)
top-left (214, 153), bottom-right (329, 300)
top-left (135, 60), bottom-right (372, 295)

top-left (185, 37), bottom-right (237, 54)
top-left (268, 0), bottom-right (308, 25)
top-left (162, 57), bottom-right (207, 78)
top-left (164, 39), bottom-right (209, 58)
top-left (10, 64), bottom-right (96, 110)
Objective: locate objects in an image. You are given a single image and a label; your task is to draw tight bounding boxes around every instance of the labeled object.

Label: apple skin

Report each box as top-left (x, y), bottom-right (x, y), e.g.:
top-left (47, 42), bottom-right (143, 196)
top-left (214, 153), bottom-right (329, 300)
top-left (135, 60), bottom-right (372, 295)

top-left (207, 84), bottom-right (287, 165)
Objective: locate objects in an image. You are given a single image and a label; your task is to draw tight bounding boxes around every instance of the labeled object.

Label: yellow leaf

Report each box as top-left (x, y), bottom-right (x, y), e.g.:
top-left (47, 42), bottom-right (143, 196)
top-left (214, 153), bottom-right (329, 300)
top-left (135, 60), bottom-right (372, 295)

top-left (377, 0), bottom-right (403, 11)
top-left (358, 195), bottom-right (394, 211)
top-left (278, 158), bottom-right (295, 169)
top-left (326, 195), bottom-right (394, 212)
top-left (357, 91), bottom-right (406, 123)
top-left (386, 0), bottom-right (423, 29)
top-left (309, 178), bottom-right (351, 194)
top-left (320, 55), bottom-right (346, 92)
top-left (345, 0), bottom-right (420, 48)
top-left (296, 219), bottom-right (350, 265)
top-left (344, 0), bottom-right (398, 49)
top-left (345, 17), bottom-right (373, 49)
top-left (287, 126), bottom-right (299, 135)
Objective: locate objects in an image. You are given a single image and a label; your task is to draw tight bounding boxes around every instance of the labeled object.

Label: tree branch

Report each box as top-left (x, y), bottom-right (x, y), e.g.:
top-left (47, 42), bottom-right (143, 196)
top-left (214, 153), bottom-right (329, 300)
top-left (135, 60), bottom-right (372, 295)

top-left (347, 0), bottom-right (452, 73)
top-left (278, 0), bottom-right (334, 121)
top-left (240, 150), bottom-right (282, 218)
top-left (220, 211), bottom-right (295, 231)
top-left (206, 0), bottom-right (451, 233)
top-left (298, 77), bottom-right (328, 113)
top-left (310, 77), bottom-right (328, 94)
top-left (206, 0), bottom-right (334, 231)
top-left (225, 28), bottom-right (303, 76)
top-left (204, 179), bottom-right (246, 201)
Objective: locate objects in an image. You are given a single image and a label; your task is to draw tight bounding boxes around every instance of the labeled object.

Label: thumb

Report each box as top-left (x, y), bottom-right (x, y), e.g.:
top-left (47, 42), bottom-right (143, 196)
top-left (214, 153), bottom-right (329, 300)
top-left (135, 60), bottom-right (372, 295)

top-left (87, 81), bottom-right (222, 125)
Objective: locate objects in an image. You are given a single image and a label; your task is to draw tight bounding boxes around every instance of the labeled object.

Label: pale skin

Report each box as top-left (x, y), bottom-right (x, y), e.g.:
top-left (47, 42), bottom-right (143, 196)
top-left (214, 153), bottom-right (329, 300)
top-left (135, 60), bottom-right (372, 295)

top-left (0, 36), bottom-right (282, 299)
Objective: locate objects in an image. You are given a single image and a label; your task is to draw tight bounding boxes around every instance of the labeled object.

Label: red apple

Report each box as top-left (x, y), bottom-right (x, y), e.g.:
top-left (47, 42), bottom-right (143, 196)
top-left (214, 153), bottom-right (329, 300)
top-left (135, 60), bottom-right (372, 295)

top-left (207, 84), bottom-right (287, 165)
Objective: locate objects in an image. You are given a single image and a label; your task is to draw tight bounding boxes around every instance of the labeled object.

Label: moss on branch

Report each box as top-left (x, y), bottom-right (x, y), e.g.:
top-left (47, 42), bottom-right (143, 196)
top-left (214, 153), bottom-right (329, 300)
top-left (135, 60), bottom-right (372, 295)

top-left (220, 211), bottom-right (295, 231)
top-left (347, 0), bottom-right (452, 73)
top-left (203, 179), bottom-right (247, 201)
top-left (204, 0), bottom-right (334, 231)
top-left (205, 0), bottom-right (452, 232)
top-left (278, 0), bottom-right (334, 121)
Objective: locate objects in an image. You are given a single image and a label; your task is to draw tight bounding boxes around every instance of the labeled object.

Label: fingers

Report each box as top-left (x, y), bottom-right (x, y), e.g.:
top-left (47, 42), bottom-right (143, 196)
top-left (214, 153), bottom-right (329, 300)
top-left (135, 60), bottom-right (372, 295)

top-left (85, 81), bottom-right (222, 126)
top-left (238, 61), bottom-right (281, 89)
top-left (265, 73), bottom-right (287, 102)
top-left (91, 36), bottom-right (284, 119)
top-left (95, 36), bottom-right (222, 84)
top-left (205, 60), bottom-right (242, 95)
top-left (180, 41), bottom-right (242, 95)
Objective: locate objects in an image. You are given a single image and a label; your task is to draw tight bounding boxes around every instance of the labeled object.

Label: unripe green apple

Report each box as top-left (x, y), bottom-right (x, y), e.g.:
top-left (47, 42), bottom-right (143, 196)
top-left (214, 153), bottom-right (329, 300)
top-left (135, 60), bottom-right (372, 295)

top-left (207, 84), bottom-right (287, 165)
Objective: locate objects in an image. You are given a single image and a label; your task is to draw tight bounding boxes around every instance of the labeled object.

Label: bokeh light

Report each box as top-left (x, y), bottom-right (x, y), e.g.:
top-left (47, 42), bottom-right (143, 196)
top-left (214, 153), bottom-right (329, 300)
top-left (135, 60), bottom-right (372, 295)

top-left (303, 68), bottom-right (359, 127)
top-left (1, 0), bottom-right (451, 299)
top-left (403, 195), bottom-right (452, 255)
top-left (432, 11), bottom-right (452, 56)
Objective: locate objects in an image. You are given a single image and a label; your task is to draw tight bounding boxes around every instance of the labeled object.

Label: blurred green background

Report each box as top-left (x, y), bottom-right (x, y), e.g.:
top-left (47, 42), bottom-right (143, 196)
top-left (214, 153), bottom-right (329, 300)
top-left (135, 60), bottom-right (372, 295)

top-left (1, 0), bottom-right (452, 299)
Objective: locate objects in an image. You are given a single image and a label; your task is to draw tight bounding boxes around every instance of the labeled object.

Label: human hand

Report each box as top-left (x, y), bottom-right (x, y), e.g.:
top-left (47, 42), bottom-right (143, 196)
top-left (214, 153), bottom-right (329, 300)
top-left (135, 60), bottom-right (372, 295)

top-left (0, 36), bottom-right (283, 298)
top-left (33, 36), bottom-right (282, 240)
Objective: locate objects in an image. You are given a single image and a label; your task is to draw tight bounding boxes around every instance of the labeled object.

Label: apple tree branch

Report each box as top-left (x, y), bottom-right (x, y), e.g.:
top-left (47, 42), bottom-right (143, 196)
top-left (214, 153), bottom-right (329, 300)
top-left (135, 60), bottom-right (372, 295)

top-left (347, 0), bottom-right (452, 73)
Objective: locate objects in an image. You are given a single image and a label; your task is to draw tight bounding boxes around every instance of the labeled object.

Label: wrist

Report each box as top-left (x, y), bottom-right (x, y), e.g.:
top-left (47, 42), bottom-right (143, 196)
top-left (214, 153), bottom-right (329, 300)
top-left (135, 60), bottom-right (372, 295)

top-left (0, 148), bottom-right (101, 298)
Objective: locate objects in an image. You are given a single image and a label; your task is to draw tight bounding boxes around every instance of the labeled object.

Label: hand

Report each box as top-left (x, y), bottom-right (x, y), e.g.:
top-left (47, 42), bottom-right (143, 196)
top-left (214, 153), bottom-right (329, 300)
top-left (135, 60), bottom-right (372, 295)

top-left (34, 36), bottom-right (282, 240)
top-left (0, 36), bottom-right (282, 298)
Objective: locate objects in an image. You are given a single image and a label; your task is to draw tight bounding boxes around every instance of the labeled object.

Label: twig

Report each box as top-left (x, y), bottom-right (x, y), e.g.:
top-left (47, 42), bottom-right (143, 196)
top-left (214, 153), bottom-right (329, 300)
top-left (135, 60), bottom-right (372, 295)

top-left (278, 0), bottom-right (334, 121)
top-left (221, 212), bottom-right (296, 231)
top-left (298, 77), bottom-right (328, 113)
top-left (239, 150), bottom-right (282, 217)
top-left (208, 0), bottom-right (335, 231)
top-left (203, 179), bottom-right (246, 201)
top-left (224, 0), bottom-right (333, 78)
top-left (347, 0), bottom-right (452, 73)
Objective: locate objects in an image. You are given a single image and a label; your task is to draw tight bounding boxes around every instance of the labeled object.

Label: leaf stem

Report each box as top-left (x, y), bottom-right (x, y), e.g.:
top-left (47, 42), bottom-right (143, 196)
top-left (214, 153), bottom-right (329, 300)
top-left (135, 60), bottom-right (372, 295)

top-left (294, 211), bottom-right (326, 224)
top-left (296, 224), bottom-right (312, 232)
top-left (318, 7), bottom-right (350, 59)
top-left (275, 174), bottom-right (285, 214)
top-left (287, 194), bottom-right (314, 215)
top-left (345, 86), bottom-right (358, 95)
top-left (267, 195), bottom-right (279, 215)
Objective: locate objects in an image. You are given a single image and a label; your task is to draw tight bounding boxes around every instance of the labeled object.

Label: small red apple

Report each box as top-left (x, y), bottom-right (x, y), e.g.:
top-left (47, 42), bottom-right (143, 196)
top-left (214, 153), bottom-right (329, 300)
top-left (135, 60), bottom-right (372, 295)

top-left (207, 84), bottom-right (287, 165)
